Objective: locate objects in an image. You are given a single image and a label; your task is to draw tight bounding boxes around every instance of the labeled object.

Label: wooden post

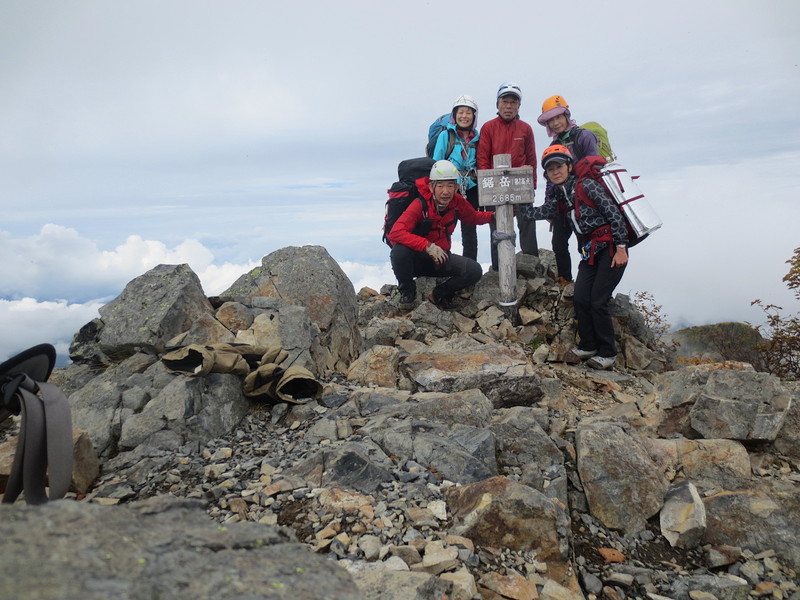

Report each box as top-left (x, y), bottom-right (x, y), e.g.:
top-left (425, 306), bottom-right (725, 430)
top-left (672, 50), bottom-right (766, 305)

top-left (476, 154), bottom-right (535, 325)
top-left (492, 154), bottom-right (517, 322)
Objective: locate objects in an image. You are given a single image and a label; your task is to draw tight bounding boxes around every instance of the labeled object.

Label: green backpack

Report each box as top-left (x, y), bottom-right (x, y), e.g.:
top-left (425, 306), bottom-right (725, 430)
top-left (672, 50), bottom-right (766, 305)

top-left (580, 121), bottom-right (616, 162)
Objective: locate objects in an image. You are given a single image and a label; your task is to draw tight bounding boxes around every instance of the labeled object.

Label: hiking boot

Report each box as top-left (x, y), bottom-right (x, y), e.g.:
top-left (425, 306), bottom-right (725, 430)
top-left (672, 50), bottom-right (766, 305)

top-left (398, 291), bottom-right (416, 310)
top-left (557, 276), bottom-right (573, 287)
top-left (587, 355), bottom-right (615, 370)
top-left (570, 347), bottom-right (597, 360)
top-left (427, 290), bottom-right (453, 310)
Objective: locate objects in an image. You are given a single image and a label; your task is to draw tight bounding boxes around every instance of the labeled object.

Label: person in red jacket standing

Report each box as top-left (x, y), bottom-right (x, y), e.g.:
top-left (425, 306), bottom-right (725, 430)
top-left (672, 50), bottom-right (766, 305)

top-left (388, 160), bottom-right (494, 310)
top-left (477, 82), bottom-right (538, 270)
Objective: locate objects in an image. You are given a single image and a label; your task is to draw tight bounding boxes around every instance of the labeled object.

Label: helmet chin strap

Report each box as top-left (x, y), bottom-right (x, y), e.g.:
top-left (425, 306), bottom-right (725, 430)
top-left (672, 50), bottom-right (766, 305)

top-left (433, 193), bottom-right (451, 213)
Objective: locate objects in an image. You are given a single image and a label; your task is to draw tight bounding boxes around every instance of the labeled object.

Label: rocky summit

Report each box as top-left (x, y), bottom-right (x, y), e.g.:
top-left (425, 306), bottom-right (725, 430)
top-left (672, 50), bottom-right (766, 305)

top-left (1, 244), bottom-right (798, 600)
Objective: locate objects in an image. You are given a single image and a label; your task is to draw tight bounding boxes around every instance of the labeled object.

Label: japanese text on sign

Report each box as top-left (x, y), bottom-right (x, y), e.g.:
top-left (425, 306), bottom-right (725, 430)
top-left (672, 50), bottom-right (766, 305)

top-left (476, 166), bottom-right (535, 207)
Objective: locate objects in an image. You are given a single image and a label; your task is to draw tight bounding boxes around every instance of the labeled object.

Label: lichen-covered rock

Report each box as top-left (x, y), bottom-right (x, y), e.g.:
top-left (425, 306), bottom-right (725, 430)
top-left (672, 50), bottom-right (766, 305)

top-left (0, 496), bottom-right (360, 599)
top-left (220, 246), bottom-right (360, 375)
top-left (72, 264), bottom-right (213, 363)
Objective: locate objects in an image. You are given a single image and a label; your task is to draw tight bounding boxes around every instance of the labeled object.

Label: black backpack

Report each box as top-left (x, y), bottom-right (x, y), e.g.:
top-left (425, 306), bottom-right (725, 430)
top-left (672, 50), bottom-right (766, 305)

top-left (382, 157), bottom-right (435, 247)
top-left (0, 344), bottom-right (73, 504)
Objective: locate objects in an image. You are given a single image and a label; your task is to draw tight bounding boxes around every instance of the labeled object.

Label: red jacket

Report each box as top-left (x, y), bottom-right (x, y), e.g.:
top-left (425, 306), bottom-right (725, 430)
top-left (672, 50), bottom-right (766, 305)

top-left (477, 115), bottom-right (538, 188)
top-left (387, 178), bottom-right (493, 252)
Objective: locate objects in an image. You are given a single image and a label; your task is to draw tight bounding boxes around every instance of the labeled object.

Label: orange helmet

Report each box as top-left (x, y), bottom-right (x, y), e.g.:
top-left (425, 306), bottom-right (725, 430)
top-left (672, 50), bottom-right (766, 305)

top-left (538, 95), bottom-right (570, 126)
top-left (541, 144), bottom-right (573, 169)
top-left (541, 95), bottom-right (569, 112)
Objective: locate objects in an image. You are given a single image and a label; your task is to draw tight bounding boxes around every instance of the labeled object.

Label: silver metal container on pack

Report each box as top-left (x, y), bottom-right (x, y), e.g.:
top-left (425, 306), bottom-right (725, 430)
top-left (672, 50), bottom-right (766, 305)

top-left (601, 161), bottom-right (662, 239)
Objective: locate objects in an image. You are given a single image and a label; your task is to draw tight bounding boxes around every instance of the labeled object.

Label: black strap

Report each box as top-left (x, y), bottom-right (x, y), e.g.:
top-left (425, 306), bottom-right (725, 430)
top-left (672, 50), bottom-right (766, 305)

top-left (1, 374), bottom-right (73, 504)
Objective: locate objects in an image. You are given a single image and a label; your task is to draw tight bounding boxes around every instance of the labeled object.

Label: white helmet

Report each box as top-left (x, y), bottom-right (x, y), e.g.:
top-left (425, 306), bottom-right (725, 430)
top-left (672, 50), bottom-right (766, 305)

top-left (496, 82), bottom-right (522, 101)
top-left (452, 94), bottom-right (478, 112)
top-left (429, 160), bottom-right (460, 181)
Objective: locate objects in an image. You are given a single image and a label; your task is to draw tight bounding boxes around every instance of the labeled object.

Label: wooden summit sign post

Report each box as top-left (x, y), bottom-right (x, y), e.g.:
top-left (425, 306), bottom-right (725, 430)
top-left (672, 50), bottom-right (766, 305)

top-left (477, 154), bottom-right (534, 323)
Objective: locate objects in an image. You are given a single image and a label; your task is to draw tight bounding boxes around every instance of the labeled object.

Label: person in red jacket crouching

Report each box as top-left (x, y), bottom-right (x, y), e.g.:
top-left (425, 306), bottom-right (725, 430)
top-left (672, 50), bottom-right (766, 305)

top-left (387, 160), bottom-right (494, 310)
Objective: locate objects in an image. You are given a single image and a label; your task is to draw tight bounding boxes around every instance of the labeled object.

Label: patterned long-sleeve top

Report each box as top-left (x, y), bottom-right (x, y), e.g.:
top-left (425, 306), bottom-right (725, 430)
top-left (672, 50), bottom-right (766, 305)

top-left (522, 175), bottom-right (627, 248)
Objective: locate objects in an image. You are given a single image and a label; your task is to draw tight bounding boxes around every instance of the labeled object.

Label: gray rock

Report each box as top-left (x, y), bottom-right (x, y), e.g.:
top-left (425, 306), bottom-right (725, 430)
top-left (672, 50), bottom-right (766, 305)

top-left (69, 353), bottom-right (158, 457)
top-left (362, 316), bottom-right (417, 350)
top-left (215, 301), bottom-right (255, 332)
top-left (660, 480), bottom-right (706, 548)
top-left (347, 569), bottom-right (451, 600)
top-left (287, 442), bottom-right (395, 494)
top-left (689, 370), bottom-right (791, 441)
top-left (671, 574), bottom-right (749, 600)
top-left (235, 302), bottom-right (316, 373)
top-left (581, 571), bottom-right (604, 594)
top-left (0, 496), bottom-right (359, 599)
top-left (179, 311), bottom-right (236, 346)
top-left (220, 245), bottom-right (360, 375)
top-left (490, 407), bottom-right (567, 507)
top-left (773, 382), bottom-right (800, 458)
top-left (400, 338), bottom-right (542, 408)
top-left (362, 418), bottom-right (498, 485)
top-left (577, 422), bottom-right (669, 533)
top-left (702, 487), bottom-right (800, 569)
top-left (388, 389), bottom-right (494, 428)
top-left (612, 293), bottom-right (657, 347)
top-left (75, 263), bottom-right (214, 362)
top-left (119, 371), bottom-right (250, 451)
top-left (446, 476), bottom-right (567, 562)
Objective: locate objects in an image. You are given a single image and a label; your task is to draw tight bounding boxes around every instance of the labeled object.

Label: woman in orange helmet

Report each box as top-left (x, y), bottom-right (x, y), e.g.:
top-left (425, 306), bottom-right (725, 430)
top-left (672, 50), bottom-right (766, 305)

top-left (537, 95), bottom-right (598, 284)
top-left (522, 145), bottom-right (628, 370)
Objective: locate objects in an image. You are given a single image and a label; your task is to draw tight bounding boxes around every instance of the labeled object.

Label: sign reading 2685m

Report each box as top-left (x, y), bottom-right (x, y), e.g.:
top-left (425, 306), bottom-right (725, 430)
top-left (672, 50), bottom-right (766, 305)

top-left (476, 166), bottom-right (535, 207)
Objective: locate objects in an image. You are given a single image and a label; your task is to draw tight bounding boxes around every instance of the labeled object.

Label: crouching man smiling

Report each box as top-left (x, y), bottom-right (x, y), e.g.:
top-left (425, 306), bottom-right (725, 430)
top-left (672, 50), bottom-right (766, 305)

top-left (387, 160), bottom-right (494, 310)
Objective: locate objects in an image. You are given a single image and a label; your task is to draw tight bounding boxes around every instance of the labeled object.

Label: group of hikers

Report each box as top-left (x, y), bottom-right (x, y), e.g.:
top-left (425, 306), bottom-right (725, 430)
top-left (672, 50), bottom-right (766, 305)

top-left (385, 83), bottom-right (628, 370)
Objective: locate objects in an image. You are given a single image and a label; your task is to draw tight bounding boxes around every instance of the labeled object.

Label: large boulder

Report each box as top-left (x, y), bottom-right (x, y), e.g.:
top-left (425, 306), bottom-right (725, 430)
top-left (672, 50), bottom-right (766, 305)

top-left (70, 264), bottom-right (213, 363)
top-left (400, 338), bottom-right (542, 408)
top-left (69, 353), bottom-right (250, 459)
top-left (702, 488), bottom-right (800, 569)
top-left (0, 496), bottom-right (359, 599)
top-left (446, 476), bottom-right (566, 562)
top-left (361, 417), bottom-right (498, 485)
top-left (641, 437), bottom-right (752, 495)
top-left (689, 370), bottom-right (791, 441)
top-left (648, 364), bottom-right (792, 441)
top-left (490, 407), bottom-right (568, 508)
top-left (774, 382), bottom-right (800, 458)
top-left (576, 421), bottom-right (669, 533)
top-left (220, 246), bottom-right (361, 375)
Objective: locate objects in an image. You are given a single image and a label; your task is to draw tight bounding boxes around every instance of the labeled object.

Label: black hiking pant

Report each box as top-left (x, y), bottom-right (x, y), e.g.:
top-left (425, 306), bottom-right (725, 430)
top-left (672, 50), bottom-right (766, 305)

top-left (573, 249), bottom-right (626, 358)
top-left (390, 244), bottom-right (483, 299)
top-left (460, 186), bottom-right (479, 261)
top-left (551, 216), bottom-right (573, 282)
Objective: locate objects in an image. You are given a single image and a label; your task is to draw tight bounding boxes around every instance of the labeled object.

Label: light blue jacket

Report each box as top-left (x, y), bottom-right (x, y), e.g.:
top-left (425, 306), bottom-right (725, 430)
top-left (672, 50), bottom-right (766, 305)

top-left (432, 123), bottom-right (479, 190)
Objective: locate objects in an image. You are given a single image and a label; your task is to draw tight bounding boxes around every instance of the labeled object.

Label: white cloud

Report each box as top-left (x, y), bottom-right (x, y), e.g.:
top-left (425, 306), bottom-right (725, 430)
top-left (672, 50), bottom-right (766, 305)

top-left (0, 297), bottom-right (103, 365)
top-left (618, 151), bottom-right (799, 328)
top-left (198, 261), bottom-right (261, 296)
top-left (0, 231), bottom-right (260, 362)
top-left (338, 261), bottom-right (395, 294)
top-left (0, 226), bottom-right (216, 302)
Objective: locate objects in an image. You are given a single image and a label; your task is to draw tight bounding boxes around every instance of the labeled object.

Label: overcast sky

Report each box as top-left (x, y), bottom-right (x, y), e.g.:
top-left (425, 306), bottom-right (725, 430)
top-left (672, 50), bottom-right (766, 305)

top-left (2, 0), bottom-right (799, 363)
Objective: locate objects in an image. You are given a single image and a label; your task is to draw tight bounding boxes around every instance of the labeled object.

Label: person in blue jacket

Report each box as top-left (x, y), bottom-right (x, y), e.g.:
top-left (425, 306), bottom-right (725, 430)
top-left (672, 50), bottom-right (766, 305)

top-left (432, 95), bottom-right (480, 261)
top-left (538, 95), bottom-right (598, 284)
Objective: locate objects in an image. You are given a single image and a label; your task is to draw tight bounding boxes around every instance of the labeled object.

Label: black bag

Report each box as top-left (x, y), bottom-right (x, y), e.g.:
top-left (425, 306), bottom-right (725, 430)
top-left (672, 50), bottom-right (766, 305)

top-left (382, 157), bottom-right (435, 247)
top-left (0, 344), bottom-right (73, 504)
